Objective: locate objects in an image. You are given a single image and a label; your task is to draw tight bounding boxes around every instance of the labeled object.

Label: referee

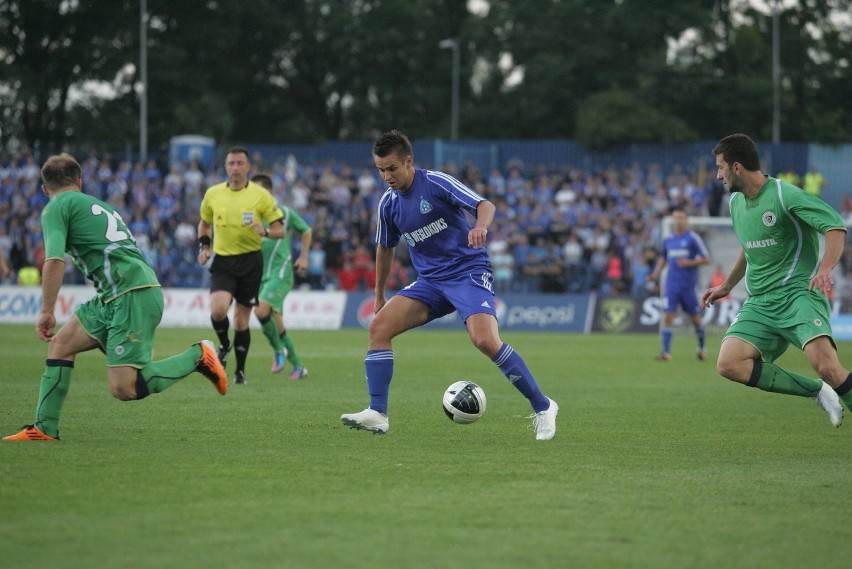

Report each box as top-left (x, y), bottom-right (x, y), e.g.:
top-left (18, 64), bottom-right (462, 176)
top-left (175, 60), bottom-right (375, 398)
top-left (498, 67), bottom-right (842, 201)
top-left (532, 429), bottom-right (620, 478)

top-left (198, 147), bottom-right (285, 385)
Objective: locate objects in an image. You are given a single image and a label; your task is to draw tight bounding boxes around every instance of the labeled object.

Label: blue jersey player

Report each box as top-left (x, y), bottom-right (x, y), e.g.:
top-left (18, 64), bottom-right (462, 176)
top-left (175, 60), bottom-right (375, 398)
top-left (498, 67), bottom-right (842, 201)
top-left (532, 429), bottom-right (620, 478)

top-left (648, 208), bottom-right (711, 361)
top-left (340, 130), bottom-right (558, 440)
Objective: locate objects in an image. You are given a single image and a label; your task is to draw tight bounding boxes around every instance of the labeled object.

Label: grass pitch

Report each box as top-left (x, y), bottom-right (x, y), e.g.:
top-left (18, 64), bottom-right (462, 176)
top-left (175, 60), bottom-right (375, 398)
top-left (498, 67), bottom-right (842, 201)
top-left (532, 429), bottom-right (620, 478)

top-left (2, 324), bottom-right (852, 568)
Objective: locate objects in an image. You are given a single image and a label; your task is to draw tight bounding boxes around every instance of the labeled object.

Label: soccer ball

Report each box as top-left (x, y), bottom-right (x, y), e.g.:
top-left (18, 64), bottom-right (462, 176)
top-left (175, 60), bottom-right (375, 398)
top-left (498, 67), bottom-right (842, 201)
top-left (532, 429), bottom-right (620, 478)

top-left (442, 381), bottom-right (487, 424)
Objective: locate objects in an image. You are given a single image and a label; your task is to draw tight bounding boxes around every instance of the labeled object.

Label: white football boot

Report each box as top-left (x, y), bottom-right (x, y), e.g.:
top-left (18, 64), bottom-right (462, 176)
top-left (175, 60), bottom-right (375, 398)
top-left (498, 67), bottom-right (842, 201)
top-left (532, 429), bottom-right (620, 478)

top-left (341, 408), bottom-right (389, 434)
top-left (529, 398), bottom-right (559, 441)
top-left (815, 382), bottom-right (843, 428)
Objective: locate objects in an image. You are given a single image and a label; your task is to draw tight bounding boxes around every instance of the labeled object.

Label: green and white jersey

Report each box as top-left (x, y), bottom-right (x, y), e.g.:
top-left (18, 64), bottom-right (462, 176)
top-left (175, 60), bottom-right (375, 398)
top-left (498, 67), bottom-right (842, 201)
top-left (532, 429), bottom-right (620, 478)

top-left (260, 205), bottom-right (311, 280)
top-left (730, 177), bottom-right (846, 297)
top-left (42, 190), bottom-right (159, 302)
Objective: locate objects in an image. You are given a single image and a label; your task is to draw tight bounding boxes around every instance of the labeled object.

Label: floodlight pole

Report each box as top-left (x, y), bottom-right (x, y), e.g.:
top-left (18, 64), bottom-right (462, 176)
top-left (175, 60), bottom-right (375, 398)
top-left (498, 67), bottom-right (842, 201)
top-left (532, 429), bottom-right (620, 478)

top-left (771, 0), bottom-right (781, 143)
top-left (439, 38), bottom-right (460, 140)
top-left (140, 0), bottom-right (149, 162)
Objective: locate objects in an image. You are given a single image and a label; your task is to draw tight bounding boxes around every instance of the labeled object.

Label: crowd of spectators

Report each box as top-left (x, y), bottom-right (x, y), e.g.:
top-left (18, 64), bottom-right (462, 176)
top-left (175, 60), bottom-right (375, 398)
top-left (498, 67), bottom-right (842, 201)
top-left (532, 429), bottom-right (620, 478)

top-left (0, 146), bottom-right (742, 299)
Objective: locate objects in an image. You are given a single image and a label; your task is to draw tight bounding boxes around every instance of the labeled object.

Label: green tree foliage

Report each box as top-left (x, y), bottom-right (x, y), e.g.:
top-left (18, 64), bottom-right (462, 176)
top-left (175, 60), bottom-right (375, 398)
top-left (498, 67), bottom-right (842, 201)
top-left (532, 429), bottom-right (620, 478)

top-left (662, 0), bottom-right (852, 143)
top-left (0, 0), bottom-right (135, 150)
top-left (575, 90), bottom-right (695, 150)
top-left (0, 0), bottom-right (849, 152)
top-left (466, 0), bottom-right (709, 145)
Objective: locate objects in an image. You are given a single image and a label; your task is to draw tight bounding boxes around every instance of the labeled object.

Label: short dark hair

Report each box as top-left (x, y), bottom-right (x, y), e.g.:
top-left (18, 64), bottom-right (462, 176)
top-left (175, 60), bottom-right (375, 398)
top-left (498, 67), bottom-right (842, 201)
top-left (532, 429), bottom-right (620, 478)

top-left (251, 173), bottom-right (273, 190)
top-left (712, 134), bottom-right (761, 171)
top-left (372, 129), bottom-right (412, 160)
top-left (225, 146), bottom-right (250, 160)
top-left (41, 153), bottom-right (82, 191)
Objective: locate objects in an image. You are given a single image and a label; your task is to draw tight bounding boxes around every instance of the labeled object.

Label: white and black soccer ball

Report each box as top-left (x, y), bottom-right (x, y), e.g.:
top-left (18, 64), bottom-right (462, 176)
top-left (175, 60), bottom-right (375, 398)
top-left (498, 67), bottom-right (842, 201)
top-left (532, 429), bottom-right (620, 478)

top-left (442, 380), bottom-right (487, 424)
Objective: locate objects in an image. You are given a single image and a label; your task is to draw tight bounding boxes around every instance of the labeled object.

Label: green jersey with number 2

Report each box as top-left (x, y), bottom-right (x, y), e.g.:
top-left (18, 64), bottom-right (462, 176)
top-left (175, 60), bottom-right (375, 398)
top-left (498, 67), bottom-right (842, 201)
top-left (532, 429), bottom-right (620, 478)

top-left (41, 191), bottom-right (159, 302)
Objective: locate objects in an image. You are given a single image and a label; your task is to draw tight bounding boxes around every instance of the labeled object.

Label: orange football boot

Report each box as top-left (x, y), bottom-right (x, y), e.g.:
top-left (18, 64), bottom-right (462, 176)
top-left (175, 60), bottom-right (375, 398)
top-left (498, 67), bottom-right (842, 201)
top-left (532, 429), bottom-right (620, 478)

top-left (3, 425), bottom-right (59, 441)
top-left (196, 340), bottom-right (228, 395)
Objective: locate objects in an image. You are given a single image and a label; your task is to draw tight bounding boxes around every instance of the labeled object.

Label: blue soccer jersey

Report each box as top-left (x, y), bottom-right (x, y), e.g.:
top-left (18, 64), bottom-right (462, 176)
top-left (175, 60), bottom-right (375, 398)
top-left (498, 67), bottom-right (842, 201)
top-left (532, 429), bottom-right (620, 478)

top-left (375, 168), bottom-right (490, 281)
top-left (662, 230), bottom-right (710, 292)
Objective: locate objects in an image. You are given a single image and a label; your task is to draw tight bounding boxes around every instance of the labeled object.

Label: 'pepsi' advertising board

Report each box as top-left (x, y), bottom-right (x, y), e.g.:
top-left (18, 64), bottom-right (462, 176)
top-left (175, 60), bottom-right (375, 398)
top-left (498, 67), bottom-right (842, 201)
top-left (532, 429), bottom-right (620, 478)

top-left (342, 292), bottom-right (590, 333)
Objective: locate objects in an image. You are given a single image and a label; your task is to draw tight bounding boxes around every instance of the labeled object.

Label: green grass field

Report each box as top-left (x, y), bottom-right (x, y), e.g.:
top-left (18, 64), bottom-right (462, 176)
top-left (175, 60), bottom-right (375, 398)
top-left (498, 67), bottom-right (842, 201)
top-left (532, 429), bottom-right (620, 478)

top-left (2, 324), bottom-right (852, 569)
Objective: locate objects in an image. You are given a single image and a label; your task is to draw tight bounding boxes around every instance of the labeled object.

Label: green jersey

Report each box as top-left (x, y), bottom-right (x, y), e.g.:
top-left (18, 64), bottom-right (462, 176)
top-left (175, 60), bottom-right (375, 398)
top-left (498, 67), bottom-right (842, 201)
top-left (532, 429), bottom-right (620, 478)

top-left (730, 177), bottom-right (845, 297)
top-left (261, 205), bottom-right (311, 279)
top-left (42, 190), bottom-right (159, 302)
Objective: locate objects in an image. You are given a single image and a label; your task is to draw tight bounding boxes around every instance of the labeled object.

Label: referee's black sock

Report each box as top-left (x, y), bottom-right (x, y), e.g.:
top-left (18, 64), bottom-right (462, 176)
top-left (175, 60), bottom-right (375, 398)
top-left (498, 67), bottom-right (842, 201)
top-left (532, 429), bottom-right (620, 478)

top-left (212, 316), bottom-right (230, 349)
top-left (234, 328), bottom-right (251, 373)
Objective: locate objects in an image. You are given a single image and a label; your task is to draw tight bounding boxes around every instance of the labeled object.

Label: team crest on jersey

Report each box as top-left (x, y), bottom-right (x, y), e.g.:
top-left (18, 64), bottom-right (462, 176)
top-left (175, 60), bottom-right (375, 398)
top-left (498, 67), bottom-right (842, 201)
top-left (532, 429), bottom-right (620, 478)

top-left (419, 199), bottom-right (433, 214)
top-left (762, 211), bottom-right (776, 227)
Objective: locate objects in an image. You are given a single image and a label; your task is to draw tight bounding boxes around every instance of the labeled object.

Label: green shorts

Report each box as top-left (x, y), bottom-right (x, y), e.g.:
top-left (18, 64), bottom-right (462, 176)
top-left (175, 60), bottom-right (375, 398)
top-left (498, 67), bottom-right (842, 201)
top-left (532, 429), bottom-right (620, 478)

top-left (724, 288), bottom-right (835, 363)
top-left (258, 269), bottom-right (294, 313)
top-left (75, 286), bottom-right (164, 368)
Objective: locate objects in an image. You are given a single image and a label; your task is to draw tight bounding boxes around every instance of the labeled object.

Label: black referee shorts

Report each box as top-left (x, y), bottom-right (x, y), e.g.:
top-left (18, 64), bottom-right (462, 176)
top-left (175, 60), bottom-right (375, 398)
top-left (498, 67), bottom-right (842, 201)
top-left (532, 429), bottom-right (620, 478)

top-left (209, 250), bottom-right (263, 307)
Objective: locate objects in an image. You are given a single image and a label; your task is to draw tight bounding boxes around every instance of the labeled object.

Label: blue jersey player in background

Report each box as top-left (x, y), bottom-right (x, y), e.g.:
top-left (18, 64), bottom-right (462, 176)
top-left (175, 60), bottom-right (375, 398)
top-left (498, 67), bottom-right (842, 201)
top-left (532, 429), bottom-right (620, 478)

top-left (648, 207), bottom-right (711, 361)
top-left (341, 130), bottom-right (559, 441)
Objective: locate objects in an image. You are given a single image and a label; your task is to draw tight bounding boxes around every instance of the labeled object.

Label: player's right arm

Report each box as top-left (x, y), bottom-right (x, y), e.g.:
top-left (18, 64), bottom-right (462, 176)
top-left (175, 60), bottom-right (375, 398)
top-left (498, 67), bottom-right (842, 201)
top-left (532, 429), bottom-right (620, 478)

top-left (37, 258), bottom-right (65, 342)
top-left (197, 218), bottom-right (213, 264)
top-left (198, 190), bottom-right (214, 264)
top-left (373, 244), bottom-right (395, 313)
top-left (647, 254), bottom-right (666, 282)
top-left (701, 249), bottom-right (746, 307)
top-left (0, 248), bottom-right (9, 280)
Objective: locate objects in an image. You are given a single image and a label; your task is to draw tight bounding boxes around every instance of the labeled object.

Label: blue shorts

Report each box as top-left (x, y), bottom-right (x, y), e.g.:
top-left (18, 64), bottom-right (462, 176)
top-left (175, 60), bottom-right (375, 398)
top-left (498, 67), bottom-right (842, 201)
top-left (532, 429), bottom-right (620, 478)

top-left (663, 286), bottom-right (700, 316)
top-left (397, 270), bottom-right (496, 324)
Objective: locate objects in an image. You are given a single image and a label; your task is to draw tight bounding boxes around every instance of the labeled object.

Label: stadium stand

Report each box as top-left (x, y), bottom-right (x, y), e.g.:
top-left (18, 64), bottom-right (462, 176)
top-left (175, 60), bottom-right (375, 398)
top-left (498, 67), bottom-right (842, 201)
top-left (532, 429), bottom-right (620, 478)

top-left (1, 144), bottom-right (849, 300)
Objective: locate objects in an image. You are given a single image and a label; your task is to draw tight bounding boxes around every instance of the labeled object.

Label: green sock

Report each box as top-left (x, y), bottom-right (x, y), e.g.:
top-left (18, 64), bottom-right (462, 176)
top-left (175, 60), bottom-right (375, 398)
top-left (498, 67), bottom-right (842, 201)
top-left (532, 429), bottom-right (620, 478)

top-left (261, 317), bottom-right (285, 352)
top-left (35, 360), bottom-right (74, 438)
top-left (840, 392), bottom-right (852, 411)
top-left (281, 332), bottom-right (302, 368)
top-left (750, 361), bottom-right (822, 397)
top-left (138, 345), bottom-right (202, 394)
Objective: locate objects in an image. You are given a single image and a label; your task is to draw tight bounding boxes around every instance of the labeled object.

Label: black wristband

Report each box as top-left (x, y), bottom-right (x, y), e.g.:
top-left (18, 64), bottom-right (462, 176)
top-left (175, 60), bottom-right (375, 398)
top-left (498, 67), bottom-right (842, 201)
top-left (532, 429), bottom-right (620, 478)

top-left (198, 236), bottom-right (211, 248)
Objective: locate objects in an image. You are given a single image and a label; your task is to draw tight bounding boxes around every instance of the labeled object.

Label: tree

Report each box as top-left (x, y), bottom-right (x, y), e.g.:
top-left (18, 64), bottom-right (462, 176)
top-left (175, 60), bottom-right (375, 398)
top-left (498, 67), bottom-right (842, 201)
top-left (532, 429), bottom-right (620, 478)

top-left (664, 0), bottom-right (852, 142)
top-left (0, 0), bottom-right (135, 150)
top-left (1, 0), bottom-right (849, 151)
top-left (464, 0), bottom-right (708, 145)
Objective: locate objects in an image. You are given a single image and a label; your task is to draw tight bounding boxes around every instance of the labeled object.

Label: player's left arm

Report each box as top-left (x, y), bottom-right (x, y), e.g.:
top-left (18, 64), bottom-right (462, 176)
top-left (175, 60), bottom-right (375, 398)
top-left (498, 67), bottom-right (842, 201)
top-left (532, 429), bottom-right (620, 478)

top-left (677, 233), bottom-right (711, 268)
top-left (294, 228), bottom-right (312, 273)
top-left (810, 228), bottom-right (846, 295)
top-left (787, 186), bottom-right (847, 294)
top-left (678, 254), bottom-right (711, 268)
top-left (469, 200), bottom-right (495, 248)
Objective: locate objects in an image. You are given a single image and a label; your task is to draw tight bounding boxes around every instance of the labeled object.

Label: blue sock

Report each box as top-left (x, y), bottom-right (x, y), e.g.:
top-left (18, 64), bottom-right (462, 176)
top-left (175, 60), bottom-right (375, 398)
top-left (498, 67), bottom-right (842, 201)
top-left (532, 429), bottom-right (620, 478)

top-left (661, 328), bottom-right (673, 354)
top-left (491, 343), bottom-right (549, 412)
top-left (696, 325), bottom-right (706, 350)
top-left (365, 350), bottom-right (393, 415)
